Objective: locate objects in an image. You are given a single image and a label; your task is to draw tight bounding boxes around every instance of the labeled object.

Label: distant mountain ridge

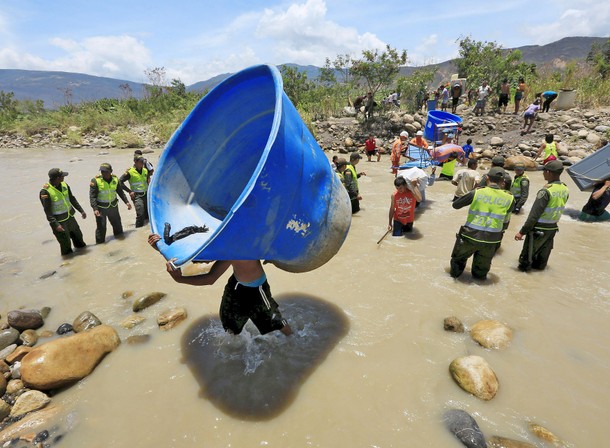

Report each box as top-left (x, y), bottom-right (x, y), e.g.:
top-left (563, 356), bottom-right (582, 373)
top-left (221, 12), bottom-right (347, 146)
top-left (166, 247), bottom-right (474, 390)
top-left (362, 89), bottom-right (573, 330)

top-left (0, 36), bottom-right (605, 108)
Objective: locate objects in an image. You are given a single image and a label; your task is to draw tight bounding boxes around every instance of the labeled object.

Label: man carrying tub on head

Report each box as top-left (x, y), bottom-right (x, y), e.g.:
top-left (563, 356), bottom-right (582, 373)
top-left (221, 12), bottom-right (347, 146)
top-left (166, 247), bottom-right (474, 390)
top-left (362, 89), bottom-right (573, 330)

top-left (149, 234), bottom-right (292, 336)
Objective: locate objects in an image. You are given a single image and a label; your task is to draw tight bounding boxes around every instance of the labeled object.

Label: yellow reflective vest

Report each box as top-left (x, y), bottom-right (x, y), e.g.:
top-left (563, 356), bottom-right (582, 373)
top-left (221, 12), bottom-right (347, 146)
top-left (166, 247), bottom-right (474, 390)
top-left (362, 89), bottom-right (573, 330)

top-left (464, 187), bottom-right (514, 243)
top-left (95, 175), bottom-right (119, 208)
top-left (535, 182), bottom-right (569, 230)
top-left (44, 182), bottom-right (74, 222)
top-left (127, 166), bottom-right (148, 193)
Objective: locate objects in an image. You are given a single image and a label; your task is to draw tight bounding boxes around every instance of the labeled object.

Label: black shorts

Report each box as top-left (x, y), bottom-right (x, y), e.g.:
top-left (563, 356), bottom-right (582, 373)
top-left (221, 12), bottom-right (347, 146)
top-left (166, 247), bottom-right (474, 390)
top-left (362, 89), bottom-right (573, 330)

top-left (220, 275), bottom-right (287, 335)
top-left (498, 94), bottom-right (509, 107)
top-left (366, 149), bottom-right (378, 156)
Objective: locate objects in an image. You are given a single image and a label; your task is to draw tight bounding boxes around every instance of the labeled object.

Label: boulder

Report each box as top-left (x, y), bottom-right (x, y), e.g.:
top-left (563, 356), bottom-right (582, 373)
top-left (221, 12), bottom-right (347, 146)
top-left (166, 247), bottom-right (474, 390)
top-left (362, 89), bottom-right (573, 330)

top-left (158, 308), bottom-right (188, 331)
top-left (20, 324), bottom-right (120, 390)
top-left (7, 310), bottom-right (44, 331)
top-left (9, 390), bottom-right (51, 418)
top-left (443, 409), bottom-right (487, 448)
top-left (586, 133), bottom-right (601, 145)
top-left (449, 355), bottom-right (499, 400)
top-left (504, 156), bottom-right (537, 171)
top-left (567, 149), bottom-right (587, 159)
top-left (443, 316), bottom-right (464, 333)
top-left (133, 292), bottom-right (167, 312)
top-left (557, 142), bottom-right (569, 156)
top-left (528, 423), bottom-right (563, 446)
top-left (0, 328), bottom-right (19, 351)
top-left (72, 311), bottom-right (102, 333)
top-left (0, 405), bottom-right (62, 445)
top-left (469, 320), bottom-right (513, 349)
top-left (490, 137), bottom-right (504, 147)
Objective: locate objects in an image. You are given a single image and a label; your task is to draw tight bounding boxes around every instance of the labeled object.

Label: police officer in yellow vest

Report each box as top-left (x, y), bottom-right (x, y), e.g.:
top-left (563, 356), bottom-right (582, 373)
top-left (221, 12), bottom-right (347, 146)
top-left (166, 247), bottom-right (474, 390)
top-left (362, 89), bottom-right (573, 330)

top-left (345, 152), bottom-right (366, 214)
top-left (515, 160), bottom-right (569, 271)
top-left (89, 163), bottom-right (132, 244)
top-left (39, 168), bottom-right (87, 255)
top-left (510, 162), bottom-right (530, 214)
top-left (119, 155), bottom-right (149, 228)
top-left (450, 167), bottom-right (515, 280)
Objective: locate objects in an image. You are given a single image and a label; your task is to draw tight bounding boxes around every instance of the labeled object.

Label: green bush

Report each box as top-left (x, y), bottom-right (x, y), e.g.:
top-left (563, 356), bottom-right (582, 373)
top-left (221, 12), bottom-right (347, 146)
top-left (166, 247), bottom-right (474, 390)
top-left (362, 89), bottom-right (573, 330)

top-left (110, 130), bottom-right (144, 148)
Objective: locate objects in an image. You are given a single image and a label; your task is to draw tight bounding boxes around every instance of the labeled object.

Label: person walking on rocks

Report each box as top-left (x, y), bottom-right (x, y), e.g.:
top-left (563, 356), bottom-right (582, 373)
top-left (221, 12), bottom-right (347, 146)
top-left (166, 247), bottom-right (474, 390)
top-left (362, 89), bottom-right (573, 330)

top-left (450, 167), bottom-right (515, 280)
top-left (39, 168), bottom-right (87, 256)
top-left (539, 90), bottom-right (558, 113)
top-left (515, 160), bottom-right (569, 272)
top-left (473, 81), bottom-right (492, 116)
top-left (520, 98), bottom-right (540, 135)
top-left (534, 134), bottom-right (559, 165)
top-left (451, 82), bottom-right (462, 114)
top-left (510, 163), bottom-right (530, 214)
top-left (513, 77), bottom-right (527, 114)
top-left (498, 78), bottom-right (510, 113)
top-left (148, 235), bottom-right (292, 336)
top-left (90, 163), bottom-right (132, 244)
top-left (119, 155), bottom-right (150, 228)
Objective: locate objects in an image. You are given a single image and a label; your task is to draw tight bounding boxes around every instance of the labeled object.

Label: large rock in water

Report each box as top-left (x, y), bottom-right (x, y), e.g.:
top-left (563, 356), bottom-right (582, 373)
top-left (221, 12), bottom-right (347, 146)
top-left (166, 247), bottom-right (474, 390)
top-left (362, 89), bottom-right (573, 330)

top-left (20, 325), bottom-right (120, 390)
top-left (449, 355), bottom-right (499, 400)
top-left (504, 156), bottom-right (537, 171)
top-left (470, 320), bottom-right (513, 349)
top-left (443, 409), bottom-right (487, 448)
top-left (488, 435), bottom-right (536, 447)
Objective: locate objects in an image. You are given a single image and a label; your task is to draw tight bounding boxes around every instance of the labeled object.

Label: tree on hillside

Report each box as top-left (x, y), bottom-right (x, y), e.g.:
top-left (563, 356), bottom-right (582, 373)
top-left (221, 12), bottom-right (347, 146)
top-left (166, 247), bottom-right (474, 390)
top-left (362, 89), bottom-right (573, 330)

top-left (587, 38), bottom-right (610, 79)
top-left (396, 68), bottom-right (436, 112)
top-left (454, 36), bottom-right (536, 98)
top-left (0, 91), bottom-right (19, 126)
top-left (280, 65), bottom-right (310, 107)
top-left (144, 67), bottom-right (167, 98)
top-left (350, 45), bottom-right (408, 96)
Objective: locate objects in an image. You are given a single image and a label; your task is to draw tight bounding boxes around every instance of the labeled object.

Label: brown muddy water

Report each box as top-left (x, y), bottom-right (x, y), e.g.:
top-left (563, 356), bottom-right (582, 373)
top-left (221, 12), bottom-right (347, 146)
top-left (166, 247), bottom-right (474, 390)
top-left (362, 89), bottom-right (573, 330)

top-left (0, 147), bottom-right (609, 447)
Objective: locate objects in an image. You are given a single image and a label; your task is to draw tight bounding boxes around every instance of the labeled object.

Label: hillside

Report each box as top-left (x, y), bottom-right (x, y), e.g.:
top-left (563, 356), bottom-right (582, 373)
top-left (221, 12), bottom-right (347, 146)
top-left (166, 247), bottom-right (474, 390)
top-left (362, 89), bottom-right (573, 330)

top-left (0, 36), bottom-right (606, 108)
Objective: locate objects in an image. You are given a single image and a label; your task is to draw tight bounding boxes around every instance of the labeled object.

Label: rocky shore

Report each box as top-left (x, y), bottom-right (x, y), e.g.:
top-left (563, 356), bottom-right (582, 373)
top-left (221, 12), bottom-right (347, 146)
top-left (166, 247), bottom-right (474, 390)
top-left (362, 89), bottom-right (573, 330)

top-left (1, 106), bottom-right (608, 171)
top-left (0, 292), bottom-right (185, 446)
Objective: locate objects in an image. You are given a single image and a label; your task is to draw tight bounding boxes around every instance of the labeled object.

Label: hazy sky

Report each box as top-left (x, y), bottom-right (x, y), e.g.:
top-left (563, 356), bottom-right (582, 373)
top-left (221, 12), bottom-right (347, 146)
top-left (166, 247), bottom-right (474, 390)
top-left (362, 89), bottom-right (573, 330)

top-left (1, 0), bottom-right (608, 85)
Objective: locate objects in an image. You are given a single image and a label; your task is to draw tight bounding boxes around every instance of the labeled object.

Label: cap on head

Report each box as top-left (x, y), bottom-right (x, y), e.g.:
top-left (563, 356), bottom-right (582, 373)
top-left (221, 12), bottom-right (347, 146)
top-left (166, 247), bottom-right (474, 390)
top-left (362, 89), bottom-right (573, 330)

top-left (134, 155), bottom-right (144, 163)
top-left (335, 157), bottom-right (348, 167)
top-left (491, 155), bottom-right (505, 167)
top-left (48, 168), bottom-right (68, 180)
top-left (514, 162), bottom-right (525, 171)
top-left (543, 160), bottom-right (564, 174)
top-left (400, 131), bottom-right (409, 138)
top-left (487, 167), bottom-right (506, 182)
top-left (134, 149), bottom-right (143, 155)
top-left (100, 163), bottom-right (113, 172)
top-left (350, 151), bottom-right (362, 161)
top-left (416, 130), bottom-right (423, 136)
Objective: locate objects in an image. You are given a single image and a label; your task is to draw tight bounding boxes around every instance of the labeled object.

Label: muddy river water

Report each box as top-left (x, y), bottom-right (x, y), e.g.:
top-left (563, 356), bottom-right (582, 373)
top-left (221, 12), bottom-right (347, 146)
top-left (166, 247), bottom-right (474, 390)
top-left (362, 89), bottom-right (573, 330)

top-left (0, 147), bottom-right (609, 447)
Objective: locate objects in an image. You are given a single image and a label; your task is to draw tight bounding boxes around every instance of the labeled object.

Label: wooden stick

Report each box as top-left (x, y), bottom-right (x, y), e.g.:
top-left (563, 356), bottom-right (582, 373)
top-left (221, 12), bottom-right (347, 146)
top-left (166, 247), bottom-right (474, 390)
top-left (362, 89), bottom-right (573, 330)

top-left (377, 229), bottom-right (392, 245)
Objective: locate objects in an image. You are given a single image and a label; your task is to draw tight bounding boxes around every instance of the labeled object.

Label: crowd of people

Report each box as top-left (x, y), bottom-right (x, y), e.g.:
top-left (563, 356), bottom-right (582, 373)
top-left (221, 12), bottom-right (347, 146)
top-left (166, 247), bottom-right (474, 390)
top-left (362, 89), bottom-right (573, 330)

top-left (331, 128), bottom-right (608, 281)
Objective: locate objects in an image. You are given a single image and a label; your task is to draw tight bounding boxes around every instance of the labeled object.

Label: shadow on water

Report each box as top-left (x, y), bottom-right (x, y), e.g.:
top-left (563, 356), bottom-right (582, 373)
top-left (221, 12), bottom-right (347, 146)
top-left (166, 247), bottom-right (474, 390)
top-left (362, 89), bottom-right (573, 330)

top-left (180, 294), bottom-right (349, 421)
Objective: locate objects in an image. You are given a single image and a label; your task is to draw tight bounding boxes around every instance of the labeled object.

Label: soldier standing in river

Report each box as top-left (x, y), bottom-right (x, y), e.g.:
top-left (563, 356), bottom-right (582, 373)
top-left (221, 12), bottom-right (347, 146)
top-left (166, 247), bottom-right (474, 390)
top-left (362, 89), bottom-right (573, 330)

top-left (90, 163), bottom-right (132, 244)
top-left (120, 155), bottom-right (150, 228)
top-left (39, 168), bottom-right (87, 256)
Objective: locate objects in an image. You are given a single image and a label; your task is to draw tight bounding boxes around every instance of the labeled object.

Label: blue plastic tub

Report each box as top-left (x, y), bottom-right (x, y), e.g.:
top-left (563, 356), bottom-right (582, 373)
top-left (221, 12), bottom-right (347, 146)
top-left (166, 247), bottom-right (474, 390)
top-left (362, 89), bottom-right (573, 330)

top-left (148, 64), bottom-right (352, 272)
top-left (423, 110), bottom-right (462, 141)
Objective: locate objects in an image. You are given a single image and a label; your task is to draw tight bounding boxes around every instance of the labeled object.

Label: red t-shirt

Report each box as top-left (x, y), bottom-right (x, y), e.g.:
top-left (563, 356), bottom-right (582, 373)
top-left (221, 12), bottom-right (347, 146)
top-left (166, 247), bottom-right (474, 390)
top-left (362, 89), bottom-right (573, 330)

top-left (365, 138), bottom-right (376, 151)
top-left (393, 190), bottom-right (416, 224)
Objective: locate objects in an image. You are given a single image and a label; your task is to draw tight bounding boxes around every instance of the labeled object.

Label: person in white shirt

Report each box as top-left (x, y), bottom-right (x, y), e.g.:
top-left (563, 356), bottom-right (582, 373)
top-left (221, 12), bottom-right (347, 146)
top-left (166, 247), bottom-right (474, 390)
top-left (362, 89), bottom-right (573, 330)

top-left (452, 158), bottom-right (480, 201)
top-left (473, 82), bottom-right (492, 116)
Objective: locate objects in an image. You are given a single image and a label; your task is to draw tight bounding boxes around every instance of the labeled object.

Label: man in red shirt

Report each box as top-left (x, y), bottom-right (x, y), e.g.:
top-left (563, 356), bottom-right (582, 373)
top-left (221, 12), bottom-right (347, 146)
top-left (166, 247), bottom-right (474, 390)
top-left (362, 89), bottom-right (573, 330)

top-left (365, 133), bottom-right (381, 162)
